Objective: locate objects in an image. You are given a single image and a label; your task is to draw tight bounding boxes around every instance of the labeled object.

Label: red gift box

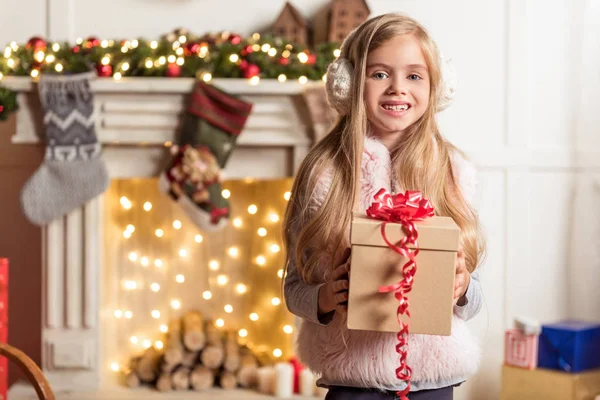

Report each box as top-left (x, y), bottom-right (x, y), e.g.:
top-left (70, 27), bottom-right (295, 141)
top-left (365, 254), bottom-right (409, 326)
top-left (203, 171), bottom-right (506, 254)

top-left (505, 328), bottom-right (538, 369)
top-left (0, 258), bottom-right (8, 400)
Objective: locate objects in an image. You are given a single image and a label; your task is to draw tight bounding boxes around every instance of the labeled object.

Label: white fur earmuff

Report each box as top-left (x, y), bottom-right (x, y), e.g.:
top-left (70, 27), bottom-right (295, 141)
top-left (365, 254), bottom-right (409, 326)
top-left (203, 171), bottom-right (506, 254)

top-left (325, 52), bottom-right (457, 115)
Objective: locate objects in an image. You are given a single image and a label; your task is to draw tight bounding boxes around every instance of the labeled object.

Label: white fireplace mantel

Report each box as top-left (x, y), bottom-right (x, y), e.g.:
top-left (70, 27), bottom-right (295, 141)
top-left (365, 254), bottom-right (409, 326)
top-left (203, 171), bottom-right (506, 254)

top-left (3, 76), bottom-right (319, 395)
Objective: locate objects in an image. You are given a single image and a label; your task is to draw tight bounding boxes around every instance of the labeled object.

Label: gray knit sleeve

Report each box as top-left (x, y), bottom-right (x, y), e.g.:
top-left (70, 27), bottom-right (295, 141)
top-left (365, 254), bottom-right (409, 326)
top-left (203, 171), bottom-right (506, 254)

top-left (453, 268), bottom-right (483, 320)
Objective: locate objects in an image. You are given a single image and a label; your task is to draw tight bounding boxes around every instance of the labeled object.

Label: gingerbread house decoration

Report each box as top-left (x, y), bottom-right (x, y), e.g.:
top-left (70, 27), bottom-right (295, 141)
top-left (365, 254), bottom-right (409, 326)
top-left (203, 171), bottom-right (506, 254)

top-left (271, 2), bottom-right (309, 45)
top-left (313, 0), bottom-right (371, 45)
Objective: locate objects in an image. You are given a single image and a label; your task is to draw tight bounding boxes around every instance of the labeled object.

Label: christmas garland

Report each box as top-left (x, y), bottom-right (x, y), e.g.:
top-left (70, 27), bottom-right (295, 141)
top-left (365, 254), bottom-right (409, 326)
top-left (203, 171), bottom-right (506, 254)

top-left (0, 29), bottom-right (340, 81)
top-left (0, 87), bottom-right (18, 121)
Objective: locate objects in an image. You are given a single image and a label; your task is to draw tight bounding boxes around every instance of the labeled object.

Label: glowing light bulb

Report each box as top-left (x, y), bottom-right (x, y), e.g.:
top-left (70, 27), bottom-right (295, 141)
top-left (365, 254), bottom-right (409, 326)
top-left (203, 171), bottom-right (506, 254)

top-left (114, 310), bottom-right (123, 318)
top-left (126, 224), bottom-right (135, 233)
top-left (268, 213), bottom-right (279, 223)
top-left (121, 62), bottom-right (130, 71)
top-left (233, 218), bottom-right (243, 228)
top-left (143, 339), bottom-right (152, 349)
top-left (155, 340), bottom-right (164, 349)
top-left (273, 348), bottom-right (283, 358)
top-left (154, 259), bottom-right (163, 268)
top-left (150, 41), bottom-right (158, 49)
top-left (222, 189), bottom-right (231, 199)
top-left (239, 329), bottom-right (248, 338)
top-left (173, 220), bottom-right (182, 229)
top-left (159, 56), bottom-right (166, 65)
top-left (123, 230), bottom-right (132, 239)
top-left (201, 73), bottom-right (212, 83)
top-left (278, 74), bottom-right (287, 83)
top-left (277, 269), bottom-right (284, 278)
top-left (236, 283), bottom-right (247, 294)
top-left (176, 57), bottom-right (184, 66)
top-left (45, 54), bottom-right (55, 63)
top-left (298, 52), bottom-right (308, 63)
top-left (125, 311), bottom-right (133, 319)
top-left (176, 48), bottom-right (184, 56)
top-left (257, 228), bottom-right (267, 237)
top-left (261, 43), bottom-right (271, 52)
top-left (179, 249), bottom-right (188, 258)
top-left (209, 260), bottom-right (220, 271)
top-left (298, 76), bottom-right (308, 85)
top-left (176, 274), bottom-right (185, 283)
top-left (160, 324), bottom-right (168, 333)
top-left (333, 49), bottom-right (341, 57)
top-left (128, 252), bottom-right (138, 262)
top-left (284, 191), bottom-right (291, 201)
top-left (228, 247), bottom-right (239, 258)
top-left (155, 229), bottom-right (164, 238)
top-left (55, 63), bottom-right (63, 72)
top-left (141, 257), bottom-right (149, 267)
top-left (250, 313), bottom-right (259, 321)
top-left (34, 51), bottom-right (45, 63)
top-left (322, 74), bottom-right (327, 82)
top-left (224, 304), bottom-right (233, 313)
top-left (217, 275), bottom-right (229, 286)
top-left (229, 54), bottom-right (239, 63)
top-left (250, 76), bottom-right (260, 85)
top-left (110, 362), bottom-right (120, 372)
top-left (256, 256), bottom-right (266, 266)
top-left (282, 50), bottom-right (291, 58)
top-left (268, 48), bottom-right (277, 57)
top-left (113, 72), bottom-right (122, 80)
top-left (143, 202), bottom-right (152, 211)
top-left (253, 33), bottom-right (261, 40)
top-left (270, 244), bottom-right (281, 253)
top-left (131, 39), bottom-right (139, 48)
top-left (252, 44), bottom-right (261, 52)
top-left (171, 299), bottom-right (181, 309)
top-left (120, 197), bottom-right (132, 209)
top-left (123, 280), bottom-right (137, 290)
top-left (102, 56), bottom-right (111, 65)
top-left (203, 291), bottom-right (212, 300)
top-left (168, 55), bottom-right (176, 63)
top-left (195, 234), bottom-right (203, 243)
top-left (150, 283), bottom-right (160, 292)
top-left (271, 297), bottom-right (281, 306)
top-left (283, 325), bottom-right (294, 334)
top-left (130, 336), bottom-right (138, 344)
top-left (151, 310), bottom-right (161, 319)
top-left (216, 318), bottom-right (225, 327)
top-left (52, 43), bottom-right (61, 51)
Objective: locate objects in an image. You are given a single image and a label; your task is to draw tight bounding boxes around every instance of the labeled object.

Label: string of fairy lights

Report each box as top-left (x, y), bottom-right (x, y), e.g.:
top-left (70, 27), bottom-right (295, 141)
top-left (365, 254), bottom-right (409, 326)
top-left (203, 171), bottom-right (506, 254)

top-left (108, 185), bottom-right (294, 373)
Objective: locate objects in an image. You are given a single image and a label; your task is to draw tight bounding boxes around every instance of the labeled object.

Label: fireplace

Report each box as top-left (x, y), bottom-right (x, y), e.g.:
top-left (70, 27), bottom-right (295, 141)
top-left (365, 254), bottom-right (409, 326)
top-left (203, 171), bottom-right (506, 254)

top-left (4, 76), bottom-right (317, 394)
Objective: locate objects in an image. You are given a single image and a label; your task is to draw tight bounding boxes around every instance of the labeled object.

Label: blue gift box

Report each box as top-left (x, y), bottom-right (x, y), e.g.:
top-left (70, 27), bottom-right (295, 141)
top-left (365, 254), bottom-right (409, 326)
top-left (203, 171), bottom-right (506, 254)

top-left (537, 320), bottom-right (600, 373)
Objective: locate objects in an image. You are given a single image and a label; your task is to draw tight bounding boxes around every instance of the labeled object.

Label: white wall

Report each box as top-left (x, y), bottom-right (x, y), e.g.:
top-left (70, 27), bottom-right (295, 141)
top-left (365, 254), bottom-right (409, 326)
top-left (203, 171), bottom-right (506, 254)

top-left (2, 0), bottom-right (599, 399)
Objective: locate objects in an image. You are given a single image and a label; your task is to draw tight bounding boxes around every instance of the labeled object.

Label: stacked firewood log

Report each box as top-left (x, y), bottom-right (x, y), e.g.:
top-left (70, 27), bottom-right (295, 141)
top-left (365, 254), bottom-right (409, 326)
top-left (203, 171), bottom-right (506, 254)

top-left (124, 310), bottom-right (262, 392)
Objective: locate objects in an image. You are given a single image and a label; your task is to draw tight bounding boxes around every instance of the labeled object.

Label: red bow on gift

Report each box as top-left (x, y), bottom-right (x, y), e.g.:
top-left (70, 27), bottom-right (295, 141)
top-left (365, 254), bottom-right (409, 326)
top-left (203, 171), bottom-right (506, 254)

top-left (366, 188), bottom-right (434, 400)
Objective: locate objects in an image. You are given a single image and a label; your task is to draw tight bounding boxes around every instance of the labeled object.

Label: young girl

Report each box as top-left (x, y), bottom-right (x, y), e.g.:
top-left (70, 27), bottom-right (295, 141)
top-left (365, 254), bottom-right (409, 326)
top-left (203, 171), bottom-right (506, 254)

top-left (283, 13), bottom-right (485, 400)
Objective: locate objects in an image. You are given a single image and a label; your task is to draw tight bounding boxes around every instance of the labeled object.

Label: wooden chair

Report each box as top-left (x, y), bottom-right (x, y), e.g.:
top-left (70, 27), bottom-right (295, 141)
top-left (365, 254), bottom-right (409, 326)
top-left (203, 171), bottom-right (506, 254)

top-left (0, 342), bottom-right (55, 400)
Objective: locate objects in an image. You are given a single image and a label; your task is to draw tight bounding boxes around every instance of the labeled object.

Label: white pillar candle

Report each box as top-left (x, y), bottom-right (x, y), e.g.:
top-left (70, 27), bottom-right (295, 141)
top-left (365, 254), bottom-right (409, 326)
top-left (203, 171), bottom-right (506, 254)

top-left (299, 369), bottom-right (315, 396)
top-left (257, 366), bottom-right (276, 395)
top-left (274, 362), bottom-right (294, 398)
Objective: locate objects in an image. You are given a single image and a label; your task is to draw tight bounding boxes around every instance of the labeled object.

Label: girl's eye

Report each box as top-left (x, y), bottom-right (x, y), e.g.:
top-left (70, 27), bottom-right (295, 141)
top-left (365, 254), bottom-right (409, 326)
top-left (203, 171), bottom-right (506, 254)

top-left (408, 74), bottom-right (422, 81)
top-left (372, 72), bottom-right (389, 80)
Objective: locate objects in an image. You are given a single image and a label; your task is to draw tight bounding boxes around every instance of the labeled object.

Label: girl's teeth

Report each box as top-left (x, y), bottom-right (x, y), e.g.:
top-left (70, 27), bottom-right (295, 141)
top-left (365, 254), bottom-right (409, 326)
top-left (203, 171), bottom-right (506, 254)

top-left (383, 104), bottom-right (409, 111)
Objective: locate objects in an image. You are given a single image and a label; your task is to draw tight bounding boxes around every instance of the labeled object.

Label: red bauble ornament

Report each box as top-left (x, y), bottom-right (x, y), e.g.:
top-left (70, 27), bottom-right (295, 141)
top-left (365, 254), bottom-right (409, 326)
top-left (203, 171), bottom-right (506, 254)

top-left (166, 63), bottom-right (181, 77)
top-left (245, 45), bottom-right (253, 54)
top-left (97, 64), bottom-right (113, 77)
top-left (72, 45), bottom-right (81, 54)
top-left (26, 37), bottom-right (46, 52)
top-left (239, 60), bottom-right (249, 71)
top-left (229, 35), bottom-right (242, 45)
top-left (243, 64), bottom-right (260, 78)
top-left (185, 43), bottom-right (201, 56)
top-left (85, 36), bottom-right (100, 49)
top-left (279, 57), bottom-right (290, 66)
top-left (307, 54), bottom-right (317, 65)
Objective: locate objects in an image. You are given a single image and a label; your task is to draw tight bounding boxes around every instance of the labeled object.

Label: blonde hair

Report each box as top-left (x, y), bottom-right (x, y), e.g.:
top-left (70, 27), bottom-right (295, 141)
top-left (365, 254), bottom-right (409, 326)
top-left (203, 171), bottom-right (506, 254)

top-left (283, 13), bottom-right (485, 284)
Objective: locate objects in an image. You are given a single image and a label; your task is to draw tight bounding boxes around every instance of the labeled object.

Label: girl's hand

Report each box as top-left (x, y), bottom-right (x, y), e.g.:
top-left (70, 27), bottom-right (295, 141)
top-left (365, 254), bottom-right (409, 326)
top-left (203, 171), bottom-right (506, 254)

top-left (454, 247), bottom-right (470, 306)
top-left (318, 249), bottom-right (351, 316)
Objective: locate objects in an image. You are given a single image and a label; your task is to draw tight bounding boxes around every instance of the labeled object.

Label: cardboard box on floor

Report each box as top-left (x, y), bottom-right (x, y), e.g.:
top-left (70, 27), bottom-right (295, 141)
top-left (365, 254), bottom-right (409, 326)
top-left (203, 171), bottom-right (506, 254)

top-left (347, 212), bottom-right (459, 336)
top-left (500, 365), bottom-right (600, 400)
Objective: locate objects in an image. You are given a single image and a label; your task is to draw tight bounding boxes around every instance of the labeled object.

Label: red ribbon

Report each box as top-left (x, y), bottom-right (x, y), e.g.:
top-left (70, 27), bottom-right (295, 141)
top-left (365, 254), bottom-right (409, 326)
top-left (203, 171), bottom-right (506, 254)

top-left (366, 188), bottom-right (434, 400)
top-left (210, 207), bottom-right (229, 224)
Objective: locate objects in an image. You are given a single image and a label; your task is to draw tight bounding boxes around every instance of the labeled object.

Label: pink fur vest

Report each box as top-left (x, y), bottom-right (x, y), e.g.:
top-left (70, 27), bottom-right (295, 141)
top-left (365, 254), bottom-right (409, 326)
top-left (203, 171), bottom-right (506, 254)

top-left (295, 136), bottom-right (481, 389)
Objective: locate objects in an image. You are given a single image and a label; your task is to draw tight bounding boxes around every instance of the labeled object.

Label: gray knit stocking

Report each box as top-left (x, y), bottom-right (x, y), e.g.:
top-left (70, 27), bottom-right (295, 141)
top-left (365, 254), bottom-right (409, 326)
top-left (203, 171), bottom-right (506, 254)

top-left (21, 71), bottom-right (109, 225)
